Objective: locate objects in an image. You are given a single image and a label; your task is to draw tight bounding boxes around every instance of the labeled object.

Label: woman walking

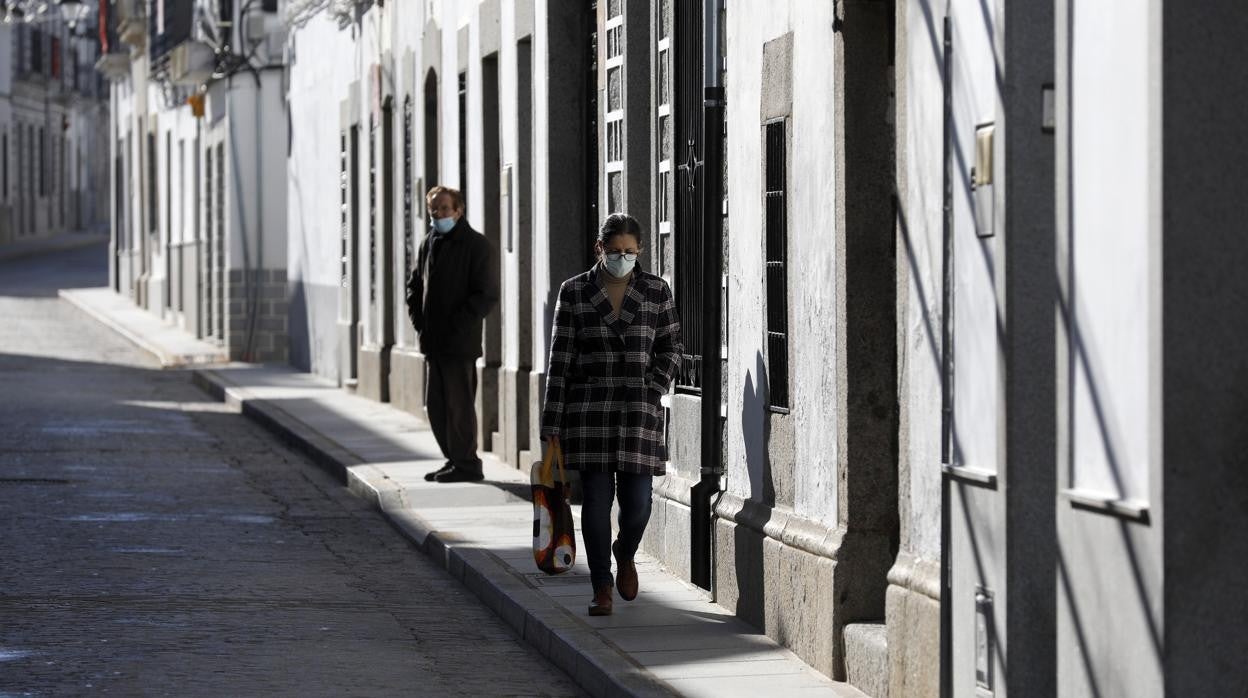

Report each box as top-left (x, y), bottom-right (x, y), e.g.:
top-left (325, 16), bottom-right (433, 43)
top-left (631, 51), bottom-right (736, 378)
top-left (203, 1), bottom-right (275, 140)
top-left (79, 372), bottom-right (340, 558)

top-left (540, 213), bottom-right (683, 616)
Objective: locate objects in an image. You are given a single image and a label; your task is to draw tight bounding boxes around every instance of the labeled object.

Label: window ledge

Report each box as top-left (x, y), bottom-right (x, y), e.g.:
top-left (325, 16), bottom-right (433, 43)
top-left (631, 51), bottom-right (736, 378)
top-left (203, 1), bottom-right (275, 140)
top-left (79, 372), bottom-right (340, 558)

top-left (1062, 488), bottom-right (1150, 524)
top-left (942, 464), bottom-right (998, 489)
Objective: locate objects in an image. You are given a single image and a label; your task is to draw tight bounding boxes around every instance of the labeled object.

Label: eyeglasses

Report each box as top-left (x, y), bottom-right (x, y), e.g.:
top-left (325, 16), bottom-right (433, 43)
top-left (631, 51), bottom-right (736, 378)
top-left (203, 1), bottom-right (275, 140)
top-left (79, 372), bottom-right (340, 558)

top-left (604, 252), bottom-right (639, 262)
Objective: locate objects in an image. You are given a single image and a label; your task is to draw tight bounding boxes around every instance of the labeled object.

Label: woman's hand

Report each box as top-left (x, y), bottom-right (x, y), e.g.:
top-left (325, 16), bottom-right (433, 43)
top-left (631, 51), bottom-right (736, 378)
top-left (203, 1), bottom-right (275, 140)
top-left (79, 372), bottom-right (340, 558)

top-left (546, 435), bottom-right (561, 451)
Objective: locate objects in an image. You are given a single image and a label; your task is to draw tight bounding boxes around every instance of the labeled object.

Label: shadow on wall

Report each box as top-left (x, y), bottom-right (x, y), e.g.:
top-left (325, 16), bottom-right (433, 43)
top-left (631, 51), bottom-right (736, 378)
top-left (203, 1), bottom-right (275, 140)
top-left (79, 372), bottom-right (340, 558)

top-left (733, 350), bottom-right (775, 629)
top-left (288, 281), bottom-right (311, 372)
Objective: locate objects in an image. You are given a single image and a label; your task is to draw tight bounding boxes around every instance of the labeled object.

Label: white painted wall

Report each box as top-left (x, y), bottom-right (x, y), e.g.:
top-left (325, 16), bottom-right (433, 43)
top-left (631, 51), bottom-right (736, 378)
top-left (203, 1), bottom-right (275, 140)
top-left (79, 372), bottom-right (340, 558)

top-left (948, 0), bottom-right (1001, 476)
top-left (216, 75), bottom-right (286, 273)
top-left (390, 0), bottom-right (425, 353)
top-left (1068, 0), bottom-right (1158, 503)
top-left (530, 0), bottom-right (551, 370)
top-left (287, 9), bottom-right (359, 379)
top-left (899, 0), bottom-right (951, 560)
top-left (498, 0), bottom-right (520, 369)
top-left (725, 0), bottom-right (839, 526)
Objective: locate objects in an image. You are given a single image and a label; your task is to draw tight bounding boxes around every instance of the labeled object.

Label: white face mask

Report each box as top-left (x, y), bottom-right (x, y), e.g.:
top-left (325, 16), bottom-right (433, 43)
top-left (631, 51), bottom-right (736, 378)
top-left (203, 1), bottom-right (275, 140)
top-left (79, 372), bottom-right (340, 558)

top-left (602, 253), bottom-right (637, 278)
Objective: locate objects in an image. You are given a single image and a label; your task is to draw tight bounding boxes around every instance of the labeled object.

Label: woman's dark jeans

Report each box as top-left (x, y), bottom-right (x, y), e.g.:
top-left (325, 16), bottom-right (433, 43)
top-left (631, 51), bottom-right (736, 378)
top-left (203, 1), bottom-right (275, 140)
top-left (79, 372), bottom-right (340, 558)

top-left (579, 470), bottom-right (654, 589)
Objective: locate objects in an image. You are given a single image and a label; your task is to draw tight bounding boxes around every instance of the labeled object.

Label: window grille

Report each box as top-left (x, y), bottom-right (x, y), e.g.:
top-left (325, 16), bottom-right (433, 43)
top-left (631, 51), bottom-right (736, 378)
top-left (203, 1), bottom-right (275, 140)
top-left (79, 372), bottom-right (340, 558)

top-left (458, 73), bottom-right (468, 207)
top-left (765, 120), bottom-right (789, 410)
top-left (674, 0), bottom-right (704, 390)
top-left (403, 98), bottom-right (414, 282)
top-left (368, 116), bottom-right (377, 304)
top-left (585, 3), bottom-right (600, 257)
top-left (655, 0), bottom-right (673, 279)
top-left (340, 132), bottom-right (350, 289)
top-left (603, 7), bottom-right (624, 216)
top-left (215, 143), bottom-right (225, 340)
top-left (205, 146), bottom-right (214, 337)
top-left (423, 71), bottom-right (439, 195)
top-left (31, 30), bottom-right (43, 75)
top-left (165, 132), bottom-right (172, 244)
top-left (145, 131), bottom-right (155, 231)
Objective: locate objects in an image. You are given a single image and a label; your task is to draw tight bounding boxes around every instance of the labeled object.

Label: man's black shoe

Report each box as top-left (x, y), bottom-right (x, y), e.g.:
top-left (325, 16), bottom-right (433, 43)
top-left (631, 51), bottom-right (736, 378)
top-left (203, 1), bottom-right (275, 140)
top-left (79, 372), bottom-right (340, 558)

top-left (434, 467), bottom-right (485, 483)
top-left (424, 462), bottom-right (454, 482)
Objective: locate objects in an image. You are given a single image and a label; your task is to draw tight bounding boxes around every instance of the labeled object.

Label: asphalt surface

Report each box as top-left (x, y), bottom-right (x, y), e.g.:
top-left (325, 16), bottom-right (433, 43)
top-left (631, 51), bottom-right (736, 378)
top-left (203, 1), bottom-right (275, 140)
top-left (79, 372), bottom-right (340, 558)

top-left (0, 242), bottom-right (581, 696)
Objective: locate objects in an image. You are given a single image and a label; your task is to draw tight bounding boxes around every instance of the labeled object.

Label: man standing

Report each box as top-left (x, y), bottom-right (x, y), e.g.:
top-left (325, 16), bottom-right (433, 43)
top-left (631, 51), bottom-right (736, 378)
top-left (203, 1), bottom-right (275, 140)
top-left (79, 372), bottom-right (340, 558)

top-left (406, 186), bottom-right (499, 483)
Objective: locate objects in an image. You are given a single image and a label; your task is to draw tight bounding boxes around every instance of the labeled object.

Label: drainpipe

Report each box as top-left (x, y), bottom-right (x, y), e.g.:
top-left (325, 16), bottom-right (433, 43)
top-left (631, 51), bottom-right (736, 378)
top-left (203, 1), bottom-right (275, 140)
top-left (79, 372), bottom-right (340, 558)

top-left (939, 14), bottom-right (953, 698)
top-left (691, 0), bottom-right (724, 592)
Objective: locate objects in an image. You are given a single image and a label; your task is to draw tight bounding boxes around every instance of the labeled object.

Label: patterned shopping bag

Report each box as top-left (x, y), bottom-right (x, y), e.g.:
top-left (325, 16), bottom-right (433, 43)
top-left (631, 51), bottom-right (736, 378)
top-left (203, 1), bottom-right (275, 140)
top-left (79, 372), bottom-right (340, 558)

top-left (531, 442), bottom-right (576, 575)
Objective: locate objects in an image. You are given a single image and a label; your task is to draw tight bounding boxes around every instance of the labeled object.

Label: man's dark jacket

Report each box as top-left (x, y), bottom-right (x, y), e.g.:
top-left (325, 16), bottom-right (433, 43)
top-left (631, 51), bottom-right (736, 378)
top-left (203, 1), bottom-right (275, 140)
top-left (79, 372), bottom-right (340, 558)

top-left (405, 218), bottom-right (499, 359)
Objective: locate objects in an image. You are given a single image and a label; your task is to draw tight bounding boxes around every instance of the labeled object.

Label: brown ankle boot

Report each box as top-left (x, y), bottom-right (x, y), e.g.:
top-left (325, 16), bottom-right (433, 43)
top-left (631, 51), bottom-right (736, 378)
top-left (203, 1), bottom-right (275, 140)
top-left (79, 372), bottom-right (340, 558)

top-left (613, 541), bottom-right (638, 601)
top-left (588, 583), bottom-right (614, 616)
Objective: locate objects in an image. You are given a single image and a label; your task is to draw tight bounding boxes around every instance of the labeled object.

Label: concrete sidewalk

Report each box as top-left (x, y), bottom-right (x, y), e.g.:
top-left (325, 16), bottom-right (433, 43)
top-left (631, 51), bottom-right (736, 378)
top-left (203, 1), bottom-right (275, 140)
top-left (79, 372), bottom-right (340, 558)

top-left (64, 289), bottom-right (867, 697)
top-left (60, 287), bottom-right (228, 368)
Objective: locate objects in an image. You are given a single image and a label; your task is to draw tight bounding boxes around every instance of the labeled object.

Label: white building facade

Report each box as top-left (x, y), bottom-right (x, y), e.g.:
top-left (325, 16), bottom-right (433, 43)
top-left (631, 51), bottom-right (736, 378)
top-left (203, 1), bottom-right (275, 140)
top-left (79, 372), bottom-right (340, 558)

top-left (99, 0), bottom-right (288, 361)
top-left (104, 1), bottom-right (1248, 696)
top-left (0, 16), bottom-right (108, 246)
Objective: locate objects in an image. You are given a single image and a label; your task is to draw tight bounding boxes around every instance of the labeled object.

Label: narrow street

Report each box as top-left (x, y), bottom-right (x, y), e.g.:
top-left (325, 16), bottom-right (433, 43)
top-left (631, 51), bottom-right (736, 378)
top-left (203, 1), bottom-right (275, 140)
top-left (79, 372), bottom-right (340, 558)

top-left (0, 243), bottom-right (580, 696)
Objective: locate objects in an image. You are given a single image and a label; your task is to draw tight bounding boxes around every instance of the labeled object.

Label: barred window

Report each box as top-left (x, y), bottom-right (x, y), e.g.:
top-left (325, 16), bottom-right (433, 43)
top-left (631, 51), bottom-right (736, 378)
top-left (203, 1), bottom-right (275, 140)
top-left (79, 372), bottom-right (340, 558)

top-left (215, 143), bottom-right (225, 339)
top-left (457, 73), bottom-right (468, 207)
top-left (674, 0), bottom-right (704, 389)
top-left (764, 120), bottom-right (789, 410)
top-left (340, 132), bottom-right (350, 288)
top-left (402, 98), bottom-right (414, 281)
top-left (205, 146), bottom-right (215, 336)
top-left (654, 0), bottom-right (674, 279)
top-left (368, 115), bottom-right (377, 304)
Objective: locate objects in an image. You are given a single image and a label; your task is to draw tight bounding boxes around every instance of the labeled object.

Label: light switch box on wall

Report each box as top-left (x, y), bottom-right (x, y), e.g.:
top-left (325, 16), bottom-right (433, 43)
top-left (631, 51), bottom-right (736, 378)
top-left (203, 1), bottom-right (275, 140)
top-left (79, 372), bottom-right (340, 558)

top-left (972, 122), bottom-right (995, 238)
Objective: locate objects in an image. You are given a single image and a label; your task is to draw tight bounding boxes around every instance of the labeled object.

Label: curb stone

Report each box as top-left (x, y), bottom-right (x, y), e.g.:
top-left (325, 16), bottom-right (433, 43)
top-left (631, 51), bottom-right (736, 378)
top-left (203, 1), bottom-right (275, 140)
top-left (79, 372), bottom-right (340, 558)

top-left (60, 288), bottom-right (229, 369)
top-left (191, 367), bottom-right (677, 698)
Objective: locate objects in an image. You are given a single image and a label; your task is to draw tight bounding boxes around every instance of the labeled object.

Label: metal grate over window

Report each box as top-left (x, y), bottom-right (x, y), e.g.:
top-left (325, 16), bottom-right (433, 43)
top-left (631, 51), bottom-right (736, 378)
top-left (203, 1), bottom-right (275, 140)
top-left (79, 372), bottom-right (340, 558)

top-left (674, 0), bottom-right (703, 390)
top-left (602, 7), bottom-right (625, 220)
top-left (654, 0), bottom-right (674, 280)
top-left (402, 98), bottom-right (414, 282)
top-left (585, 2), bottom-right (600, 262)
top-left (765, 119), bottom-right (789, 410)
top-left (458, 73), bottom-right (468, 207)
top-left (215, 143), bottom-right (225, 341)
top-left (205, 146), bottom-right (214, 337)
top-left (145, 131), bottom-right (155, 231)
top-left (340, 132), bottom-right (350, 289)
top-left (368, 116), bottom-right (377, 304)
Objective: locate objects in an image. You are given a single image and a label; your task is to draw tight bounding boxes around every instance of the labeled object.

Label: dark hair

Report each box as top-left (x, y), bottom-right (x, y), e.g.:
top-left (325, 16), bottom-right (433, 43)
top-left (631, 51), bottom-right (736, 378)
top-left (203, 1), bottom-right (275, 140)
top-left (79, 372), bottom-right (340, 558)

top-left (596, 213), bottom-right (644, 248)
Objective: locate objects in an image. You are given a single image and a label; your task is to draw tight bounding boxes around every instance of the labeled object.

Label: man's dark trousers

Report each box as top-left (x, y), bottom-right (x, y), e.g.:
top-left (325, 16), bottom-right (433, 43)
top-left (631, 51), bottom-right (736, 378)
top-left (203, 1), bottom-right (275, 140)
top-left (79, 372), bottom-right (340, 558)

top-left (426, 357), bottom-right (482, 475)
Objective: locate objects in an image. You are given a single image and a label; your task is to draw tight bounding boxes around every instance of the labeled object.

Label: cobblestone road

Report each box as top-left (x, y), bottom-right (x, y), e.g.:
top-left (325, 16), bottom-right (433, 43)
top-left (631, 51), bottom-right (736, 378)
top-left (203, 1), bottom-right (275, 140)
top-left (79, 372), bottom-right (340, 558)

top-left (0, 243), bottom-right (581, 696)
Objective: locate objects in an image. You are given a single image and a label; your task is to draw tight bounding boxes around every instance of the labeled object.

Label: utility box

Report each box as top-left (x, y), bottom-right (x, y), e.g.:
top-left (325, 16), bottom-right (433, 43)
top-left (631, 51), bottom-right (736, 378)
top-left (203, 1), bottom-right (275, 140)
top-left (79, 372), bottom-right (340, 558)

top-left (972, 122), bottom-right (995, 238)
top-left (168, 41), bottom-right (214, 86)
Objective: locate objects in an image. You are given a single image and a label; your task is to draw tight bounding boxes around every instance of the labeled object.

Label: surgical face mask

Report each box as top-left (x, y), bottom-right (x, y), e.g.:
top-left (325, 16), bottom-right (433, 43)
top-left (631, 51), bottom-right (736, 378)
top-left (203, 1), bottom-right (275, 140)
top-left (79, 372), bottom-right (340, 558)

top-left (602, 252), bottom-right (637, 278)
top-left (432, 216), bottom-right (456, 234)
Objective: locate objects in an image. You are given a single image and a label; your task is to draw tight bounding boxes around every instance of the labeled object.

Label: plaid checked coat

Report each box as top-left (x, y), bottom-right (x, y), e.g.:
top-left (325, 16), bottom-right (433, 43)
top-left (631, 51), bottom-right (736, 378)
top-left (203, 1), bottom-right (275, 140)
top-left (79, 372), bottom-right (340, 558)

top-left (540, 265), bottom-right (683, 475)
